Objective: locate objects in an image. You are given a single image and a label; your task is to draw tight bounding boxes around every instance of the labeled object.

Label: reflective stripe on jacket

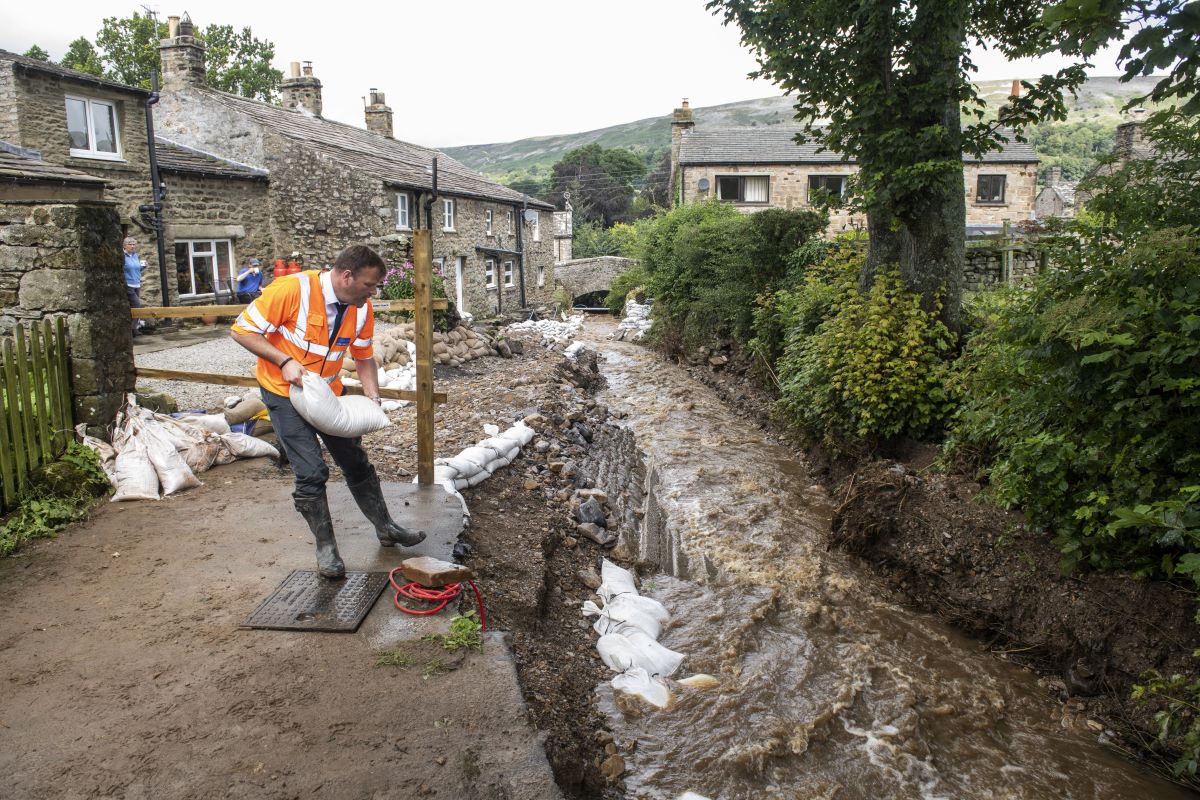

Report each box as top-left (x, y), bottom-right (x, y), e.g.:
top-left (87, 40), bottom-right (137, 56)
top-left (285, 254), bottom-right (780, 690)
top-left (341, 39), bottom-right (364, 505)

top-left (231, 270), bottom-right (374, 397)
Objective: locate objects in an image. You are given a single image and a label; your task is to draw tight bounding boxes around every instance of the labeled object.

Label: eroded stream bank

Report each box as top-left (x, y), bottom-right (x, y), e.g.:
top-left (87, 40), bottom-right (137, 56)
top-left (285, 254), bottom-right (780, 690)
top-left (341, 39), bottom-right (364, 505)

top-left (578, 327), bottom-right (1190, 800)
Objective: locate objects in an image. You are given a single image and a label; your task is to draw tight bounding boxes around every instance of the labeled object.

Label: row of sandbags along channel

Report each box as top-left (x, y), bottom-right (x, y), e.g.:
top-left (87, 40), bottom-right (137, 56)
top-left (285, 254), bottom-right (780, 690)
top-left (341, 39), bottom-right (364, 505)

top-left (584, 559), bottom-right (719, 711)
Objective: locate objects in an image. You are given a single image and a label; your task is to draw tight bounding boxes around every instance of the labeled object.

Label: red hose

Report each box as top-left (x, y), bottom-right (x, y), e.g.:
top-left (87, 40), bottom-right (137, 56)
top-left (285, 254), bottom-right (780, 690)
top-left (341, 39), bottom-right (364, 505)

top-left (388, 567), bottom-right (486, 631)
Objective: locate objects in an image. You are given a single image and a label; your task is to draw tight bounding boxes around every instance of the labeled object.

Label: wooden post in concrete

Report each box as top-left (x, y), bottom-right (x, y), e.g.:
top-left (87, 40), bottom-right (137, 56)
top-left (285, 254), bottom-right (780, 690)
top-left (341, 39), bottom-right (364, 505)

top-left (412, 228), bottom-right (436, 485)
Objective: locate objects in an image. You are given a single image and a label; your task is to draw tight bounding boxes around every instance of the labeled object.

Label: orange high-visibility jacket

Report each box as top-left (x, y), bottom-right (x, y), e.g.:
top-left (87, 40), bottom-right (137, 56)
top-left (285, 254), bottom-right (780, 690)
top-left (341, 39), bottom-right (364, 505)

top-left (231, 270), bottom-right (375, 397)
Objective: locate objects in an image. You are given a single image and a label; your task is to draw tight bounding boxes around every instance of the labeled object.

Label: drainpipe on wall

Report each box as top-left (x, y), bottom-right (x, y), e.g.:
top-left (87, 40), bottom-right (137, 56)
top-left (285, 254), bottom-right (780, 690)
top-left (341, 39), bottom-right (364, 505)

top-left (517, 198), bottom-right (527, 310)
top-left (142, 69), bottom-right (170, 306)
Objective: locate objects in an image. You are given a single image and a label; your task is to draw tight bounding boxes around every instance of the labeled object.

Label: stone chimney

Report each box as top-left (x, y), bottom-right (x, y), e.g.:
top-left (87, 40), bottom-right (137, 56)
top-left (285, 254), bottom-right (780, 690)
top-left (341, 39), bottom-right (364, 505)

top-left (1114, 107), bottom-right (1151, 162)
top-left (669, 98), bottom-right (695, 206)
top-left (998, 79), bottom-right (1021, 124)
top-left (364, 89), bottom-right (393, 138)
top-left (1048, 165), bottom-right (1063, 186)
top-left (159, 12), bottom-right (207, 91)
top-left (280, 61), bottom-right (323, 116)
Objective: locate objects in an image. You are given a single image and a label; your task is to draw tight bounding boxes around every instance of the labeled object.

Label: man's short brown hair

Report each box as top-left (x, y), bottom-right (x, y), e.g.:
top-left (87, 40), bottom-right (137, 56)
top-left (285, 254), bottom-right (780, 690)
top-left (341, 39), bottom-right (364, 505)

top-left (332, 244), bottom-right (386, 278)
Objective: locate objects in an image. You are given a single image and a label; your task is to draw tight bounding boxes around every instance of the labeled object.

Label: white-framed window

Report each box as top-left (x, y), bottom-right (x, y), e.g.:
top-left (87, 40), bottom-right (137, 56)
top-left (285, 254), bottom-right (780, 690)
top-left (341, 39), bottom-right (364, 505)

top-left (807, 175), bottom-right (848, 204)
top-left (503, 260), bottom-right (514, 286)
top-left (65, 95), bottom-right (121, 160)
top-left (485, 209), bottom-right (493, 236)
top-left (530, 213), bottom-right (540, 242)
top-left (506, 210), bottom-right (514, 234)
top-left (442, 198), bottom-right (456, 231)
top-left (174, 239), bottom-right (235, 298)
top-left (717, 175), bottom-right (769, 203)
top-left (396, 193), bottom-right (410, 230)
top-left (537, 264), bottom-right (545, 288)
top-left (976, 174), bottom-right (1007, 204)
top-left (485, 259), bottom-right (496, 288)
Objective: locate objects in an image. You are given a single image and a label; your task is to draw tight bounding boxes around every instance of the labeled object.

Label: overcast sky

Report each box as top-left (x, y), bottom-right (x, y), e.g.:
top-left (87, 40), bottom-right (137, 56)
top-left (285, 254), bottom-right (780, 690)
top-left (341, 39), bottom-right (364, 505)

top-left (3, 1), bottom-right (1127, 148)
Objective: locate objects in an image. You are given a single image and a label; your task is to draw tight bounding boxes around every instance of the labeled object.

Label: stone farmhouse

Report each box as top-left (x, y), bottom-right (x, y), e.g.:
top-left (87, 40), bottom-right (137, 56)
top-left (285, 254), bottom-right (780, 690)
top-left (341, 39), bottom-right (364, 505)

top-left (668, 100), bottom-right (1039, 235)
top-left (1034, 166), bottom-right (1077, 219)
top-left (0, 14), bottom-right (556, 318)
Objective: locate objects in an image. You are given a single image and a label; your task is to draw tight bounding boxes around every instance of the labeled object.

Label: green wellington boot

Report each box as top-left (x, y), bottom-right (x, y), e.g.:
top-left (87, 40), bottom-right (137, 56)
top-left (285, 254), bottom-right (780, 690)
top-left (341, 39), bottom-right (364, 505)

top-left (294, 494), bottom-right (346, 578)
top-left (347, 471), bottom-right (427, 548)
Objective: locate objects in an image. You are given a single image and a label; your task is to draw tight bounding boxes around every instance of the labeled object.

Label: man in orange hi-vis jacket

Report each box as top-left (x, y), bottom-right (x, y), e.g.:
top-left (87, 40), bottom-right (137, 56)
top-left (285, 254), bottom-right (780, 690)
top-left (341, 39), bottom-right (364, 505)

top-left (230, 244), bottom-right (424, 579)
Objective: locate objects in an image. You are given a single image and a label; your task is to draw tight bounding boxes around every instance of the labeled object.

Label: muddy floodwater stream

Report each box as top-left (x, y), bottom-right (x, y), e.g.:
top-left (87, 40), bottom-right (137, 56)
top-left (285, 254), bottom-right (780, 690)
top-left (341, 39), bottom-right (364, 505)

top-left (585, 330), bottom-right (1189, 800)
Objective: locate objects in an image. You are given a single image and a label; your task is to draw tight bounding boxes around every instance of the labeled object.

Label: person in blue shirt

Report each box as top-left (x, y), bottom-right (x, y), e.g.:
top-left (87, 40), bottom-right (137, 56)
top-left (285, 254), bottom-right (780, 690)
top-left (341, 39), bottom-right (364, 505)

top-left (122, 237), bottom-right (146, 337)
top-left (236, 257), bottom-right (264, 304)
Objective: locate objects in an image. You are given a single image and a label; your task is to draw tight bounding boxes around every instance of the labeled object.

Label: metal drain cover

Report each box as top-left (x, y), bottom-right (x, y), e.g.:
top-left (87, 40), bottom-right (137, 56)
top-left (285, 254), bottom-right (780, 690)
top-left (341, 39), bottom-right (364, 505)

top-left (240, 570), bottom-right (389, 632)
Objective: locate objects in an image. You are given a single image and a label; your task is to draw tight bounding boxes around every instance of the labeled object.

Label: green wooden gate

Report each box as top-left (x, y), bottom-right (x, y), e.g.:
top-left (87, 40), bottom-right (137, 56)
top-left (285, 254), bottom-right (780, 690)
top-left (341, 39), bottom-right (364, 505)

top-left (0, 319), bottom-right (73, 513)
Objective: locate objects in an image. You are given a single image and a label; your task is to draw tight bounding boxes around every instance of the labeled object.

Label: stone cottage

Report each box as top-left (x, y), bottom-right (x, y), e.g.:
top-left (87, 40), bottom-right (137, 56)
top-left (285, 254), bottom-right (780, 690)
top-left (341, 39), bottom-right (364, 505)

top-left (1034, 166), bottom-right (1077, 219)
top-left (0, 49), bottom-right (171, 303)
top-left (668, 100), bottom-right (1039, 235)
top-left (153, 15), bottom-right (555, 317)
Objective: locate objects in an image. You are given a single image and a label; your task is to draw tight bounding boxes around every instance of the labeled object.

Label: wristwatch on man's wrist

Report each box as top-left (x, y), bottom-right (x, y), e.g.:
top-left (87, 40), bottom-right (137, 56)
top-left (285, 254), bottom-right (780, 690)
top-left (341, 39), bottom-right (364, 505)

top-left (369, 395), bottom-right (382, 406)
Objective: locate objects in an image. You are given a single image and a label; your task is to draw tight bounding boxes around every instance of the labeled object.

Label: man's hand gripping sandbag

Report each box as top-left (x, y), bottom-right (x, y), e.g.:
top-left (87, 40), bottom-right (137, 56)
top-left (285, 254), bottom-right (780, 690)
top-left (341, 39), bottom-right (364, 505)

top-left (289, 371), bottom-right (391, 437)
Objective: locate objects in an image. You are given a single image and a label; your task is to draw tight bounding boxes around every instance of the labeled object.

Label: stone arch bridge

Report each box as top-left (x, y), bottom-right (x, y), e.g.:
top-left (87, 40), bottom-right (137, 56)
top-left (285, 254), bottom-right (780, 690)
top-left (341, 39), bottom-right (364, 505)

top-left (553, 256), bottom-right (637, 306)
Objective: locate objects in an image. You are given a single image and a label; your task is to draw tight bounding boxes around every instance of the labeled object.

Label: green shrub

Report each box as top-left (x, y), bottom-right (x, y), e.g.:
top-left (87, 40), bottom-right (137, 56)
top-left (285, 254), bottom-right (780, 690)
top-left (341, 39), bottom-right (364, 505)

top-left (605, 265), bottom-right (649, 315)
top-left (641, 201), bottom-right (825, 345)
top-left (776, 260), bottom-right (956, 451)
top-left (946, 111), bottom-right (1200, 580)
top-left (1, 442), bottom-right (111, 556)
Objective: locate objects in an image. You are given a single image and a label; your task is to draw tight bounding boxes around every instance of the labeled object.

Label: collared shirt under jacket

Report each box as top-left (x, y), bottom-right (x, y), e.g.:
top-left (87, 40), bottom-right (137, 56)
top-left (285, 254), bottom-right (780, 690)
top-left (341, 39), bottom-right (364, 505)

top-left (231, 269), bottom-right (375, 397)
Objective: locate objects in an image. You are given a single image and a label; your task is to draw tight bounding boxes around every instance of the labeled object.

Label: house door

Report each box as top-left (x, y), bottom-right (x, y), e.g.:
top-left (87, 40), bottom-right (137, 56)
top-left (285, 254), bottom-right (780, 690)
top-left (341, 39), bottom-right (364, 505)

top-left (454, 257), bottom-right (465, 313)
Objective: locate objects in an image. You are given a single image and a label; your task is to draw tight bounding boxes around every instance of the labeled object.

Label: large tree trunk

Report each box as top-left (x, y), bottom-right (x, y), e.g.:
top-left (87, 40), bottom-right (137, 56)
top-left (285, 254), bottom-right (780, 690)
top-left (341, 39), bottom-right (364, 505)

top-left (863, 162), bottom-right (965, 330)
top-left (860, 1), bottom-right (968, 331)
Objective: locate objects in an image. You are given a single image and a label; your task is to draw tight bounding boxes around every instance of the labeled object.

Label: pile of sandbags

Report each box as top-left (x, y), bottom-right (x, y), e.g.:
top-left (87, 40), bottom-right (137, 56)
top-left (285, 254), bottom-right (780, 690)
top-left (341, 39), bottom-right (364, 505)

top-left (420, 421), bottom-right (537, 516)
top-left (508, 315), bottom-right (585, 347)
top-left (583, 560), bottom-right (719, 711)
top-left (343, 322), bottom-right (498, 376)
top-left (612, 299), bottom-right (653, 341)
top-left (79, 394), bottom-right (279, 502)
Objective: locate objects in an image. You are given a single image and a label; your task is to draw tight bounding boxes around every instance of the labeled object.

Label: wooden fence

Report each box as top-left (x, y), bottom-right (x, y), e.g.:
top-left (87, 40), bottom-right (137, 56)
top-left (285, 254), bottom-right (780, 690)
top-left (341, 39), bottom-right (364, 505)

top-left (0, 319), bottom-right (73, 513)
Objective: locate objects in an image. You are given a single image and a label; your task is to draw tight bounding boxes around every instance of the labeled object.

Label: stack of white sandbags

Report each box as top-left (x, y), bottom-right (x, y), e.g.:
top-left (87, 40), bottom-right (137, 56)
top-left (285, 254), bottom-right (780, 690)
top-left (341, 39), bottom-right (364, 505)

top-left (342, 322), bottom-right (497, 380)
top-left (508, 314), bottom-right (585, 347)
top-left (83, 394), bottom-right (279, 502)
top-left (584, 560), bottom-right (682, 709)
top-left (613, 299), bottom-right (653, 341)
top-left (417, 421), bottom-right (537, 516)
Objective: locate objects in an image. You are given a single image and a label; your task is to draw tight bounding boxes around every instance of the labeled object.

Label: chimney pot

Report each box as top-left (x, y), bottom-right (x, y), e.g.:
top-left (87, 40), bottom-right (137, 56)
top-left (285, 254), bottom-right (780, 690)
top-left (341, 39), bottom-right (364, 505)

top-left (302, 61), bottom-right (313, 77)
top-left (1010, 79), bottom-right (1021, 99)
top-left (178, 12), bottom-right (194, 37)
top-left (682, 98), bottom-right (690, 108)
top-left (289, 61), bottom-right (301, 78)
top-left (168, 15), bottom-right (180, 38)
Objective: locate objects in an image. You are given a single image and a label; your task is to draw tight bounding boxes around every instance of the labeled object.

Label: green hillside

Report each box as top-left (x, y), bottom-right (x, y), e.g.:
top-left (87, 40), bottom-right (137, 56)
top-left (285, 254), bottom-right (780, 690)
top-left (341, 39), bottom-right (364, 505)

top-left (443, 77), bottom-right (1163, 187)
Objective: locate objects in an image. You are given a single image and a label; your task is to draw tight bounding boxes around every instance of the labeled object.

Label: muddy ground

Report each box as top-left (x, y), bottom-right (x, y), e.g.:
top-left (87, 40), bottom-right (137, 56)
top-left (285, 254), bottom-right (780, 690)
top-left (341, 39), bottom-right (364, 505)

top-left (675, 338), bottom-right (1200, 785)
top-left (0, 328), bottom-right (621, 799)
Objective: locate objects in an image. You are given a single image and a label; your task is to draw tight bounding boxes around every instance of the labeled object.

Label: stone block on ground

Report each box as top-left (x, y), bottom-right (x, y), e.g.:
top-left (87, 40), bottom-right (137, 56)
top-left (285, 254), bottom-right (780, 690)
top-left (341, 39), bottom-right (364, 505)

top-left (401, 556), bottom-right (475, 588)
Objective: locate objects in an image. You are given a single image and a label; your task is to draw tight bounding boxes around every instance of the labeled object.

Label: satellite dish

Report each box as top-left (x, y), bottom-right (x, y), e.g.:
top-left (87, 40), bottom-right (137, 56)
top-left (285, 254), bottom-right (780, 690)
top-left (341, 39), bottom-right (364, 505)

top-left (523, 209), bottom-right (539, 223)
top-left (697, 177), bottom-right (710, 192)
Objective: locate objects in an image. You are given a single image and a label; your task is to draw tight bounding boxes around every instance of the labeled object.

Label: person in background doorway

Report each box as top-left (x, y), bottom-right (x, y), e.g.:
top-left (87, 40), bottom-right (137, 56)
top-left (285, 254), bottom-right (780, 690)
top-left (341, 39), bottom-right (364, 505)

top-left (236, 257), bottom-right (264, 303)
top-left (123, 237), bottom-right (146, 337)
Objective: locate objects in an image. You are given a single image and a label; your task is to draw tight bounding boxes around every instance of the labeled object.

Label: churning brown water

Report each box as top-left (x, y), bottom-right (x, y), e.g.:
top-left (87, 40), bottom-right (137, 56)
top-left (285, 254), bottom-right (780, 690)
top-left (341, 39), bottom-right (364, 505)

top-left (587, 331), bottom-right (1189, 800)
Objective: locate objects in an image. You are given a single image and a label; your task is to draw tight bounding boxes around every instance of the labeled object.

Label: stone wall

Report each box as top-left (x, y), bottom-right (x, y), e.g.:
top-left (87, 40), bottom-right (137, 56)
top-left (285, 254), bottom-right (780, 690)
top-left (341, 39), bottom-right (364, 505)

top-left (161, 171), bottom-right (271, 301)
top-left (0, 64), bottom-right (19, 143)
top-left (0, 199), bottom-right (135, 425)
top-left (963, 242), bottom-right (1041, 292)
top-left (6, 65), bottom-right (163, 304)
top-left (678, 161), bottom-right (1037, 234)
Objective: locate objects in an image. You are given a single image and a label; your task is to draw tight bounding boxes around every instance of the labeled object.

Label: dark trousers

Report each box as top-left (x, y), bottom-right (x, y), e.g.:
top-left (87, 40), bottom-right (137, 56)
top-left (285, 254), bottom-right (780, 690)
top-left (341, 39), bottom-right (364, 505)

top-left (127, 286), bottom-right (142, 336)
top-left (260, 388), bottom-right (374, 504)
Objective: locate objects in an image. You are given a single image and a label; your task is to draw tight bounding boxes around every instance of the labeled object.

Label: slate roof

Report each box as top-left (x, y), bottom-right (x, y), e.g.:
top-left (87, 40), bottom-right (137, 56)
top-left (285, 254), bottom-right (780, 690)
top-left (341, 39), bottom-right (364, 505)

top-left (193, 89), bottom-right (553, 210)
top-left (0, 49), bottom-right (150, 96)
top-left (155, 137), bottom-right (268, 179)
top-left (0, 141), bottom-right (108, 186)
top-left (679, 126), bottom-right (1039, 165)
